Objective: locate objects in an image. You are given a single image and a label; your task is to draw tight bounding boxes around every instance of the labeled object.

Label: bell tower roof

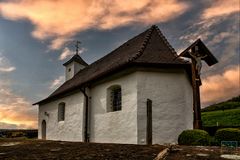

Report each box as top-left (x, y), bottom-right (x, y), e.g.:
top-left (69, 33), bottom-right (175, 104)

top-left (63, 54), bottom-right (88, 66)
top-left (63, 40), bottom-right (88, 66)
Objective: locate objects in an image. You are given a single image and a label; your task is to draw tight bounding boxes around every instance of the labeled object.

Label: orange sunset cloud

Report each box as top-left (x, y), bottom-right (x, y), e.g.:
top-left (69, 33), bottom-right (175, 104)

top-left (202, 0), bottom-right (239, 19)
top-left (0, 0), bottom-right (189, 49)
top-left (0, 81), bottom-right (37, 129)
top-left (201, 65), bottom-right (240, 106)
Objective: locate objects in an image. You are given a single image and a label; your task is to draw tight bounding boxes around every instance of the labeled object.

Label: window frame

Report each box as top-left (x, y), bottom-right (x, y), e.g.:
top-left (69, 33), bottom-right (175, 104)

top-left (58, 102), bottom-right (65, 122)
top-left (107, 85), bottom-right (122, 112)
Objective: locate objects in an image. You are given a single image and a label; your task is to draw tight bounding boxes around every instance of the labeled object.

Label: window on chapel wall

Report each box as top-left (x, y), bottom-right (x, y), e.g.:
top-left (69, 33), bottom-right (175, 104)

top-left (107, 85), bottom-right (122, 112)
top-left (58, 102), bottom-right (65, 121)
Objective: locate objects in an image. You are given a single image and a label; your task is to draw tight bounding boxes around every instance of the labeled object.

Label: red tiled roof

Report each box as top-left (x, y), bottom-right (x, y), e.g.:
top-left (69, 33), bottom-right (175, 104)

top-left (34, 25), bottom-right (190, 105)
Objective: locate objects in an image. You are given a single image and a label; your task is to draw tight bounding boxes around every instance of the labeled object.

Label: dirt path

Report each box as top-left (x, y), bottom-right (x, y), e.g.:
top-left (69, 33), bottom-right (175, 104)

top-left (0, 139), bottom-right (165, 160)
top-left (0, 139), bottom-right (239, 160)
top-left (166, 145), bottom-right (240, 160)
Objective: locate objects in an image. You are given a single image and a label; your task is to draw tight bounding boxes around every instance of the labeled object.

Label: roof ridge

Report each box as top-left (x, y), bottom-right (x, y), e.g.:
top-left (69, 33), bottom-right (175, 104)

top-left (76, 29), bottom-right (148, 71)
top-left (128, 25), bottom-right (155, 62)
top-left (153, 25), bottom-right (178, 57)
top-left (34, 25), bottom-right (192, 105)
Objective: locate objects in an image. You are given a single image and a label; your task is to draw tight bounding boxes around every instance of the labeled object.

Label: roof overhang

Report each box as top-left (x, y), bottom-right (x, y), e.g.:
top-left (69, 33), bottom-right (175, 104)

top-left (179, 39), bottom-right (218, 66)
top-left (33, 62), bottom-right (191, 106)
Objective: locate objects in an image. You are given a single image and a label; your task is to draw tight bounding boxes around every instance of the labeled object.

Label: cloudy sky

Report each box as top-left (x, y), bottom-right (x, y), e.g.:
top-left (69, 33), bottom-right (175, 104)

top-left (0, 0), bottom-right (239, 129)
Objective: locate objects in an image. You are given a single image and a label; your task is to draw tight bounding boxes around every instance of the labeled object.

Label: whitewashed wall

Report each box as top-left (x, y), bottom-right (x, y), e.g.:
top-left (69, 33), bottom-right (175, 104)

top-left (90, 73), bottom-right (138, 144)
top-left (38, 69), bottom-right (192, 144)
top-left (136, 69), bottom-right (193, 144)
top-left (38, 92), bottom-right (84, 141)
top-left (65, 62), bottom-right (86, 81)
top-left (65, 63), bottom-right (74, 81)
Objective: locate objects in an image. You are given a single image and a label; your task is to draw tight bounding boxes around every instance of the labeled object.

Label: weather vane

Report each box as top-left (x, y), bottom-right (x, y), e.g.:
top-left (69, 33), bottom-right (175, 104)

top-left (75, 40), bottom-right (81, 55)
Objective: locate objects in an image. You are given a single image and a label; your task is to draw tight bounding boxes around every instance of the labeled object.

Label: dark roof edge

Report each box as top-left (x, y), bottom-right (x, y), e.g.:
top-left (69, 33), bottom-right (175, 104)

top-left (63, 54), bottom-right (88, 66)
top-left (179, 38), bottom-right (201, 57)
top-left (153, 25), bottom-right (178, 56)
top-left (128, 25), bottom-right (155, 62)
top-left (179, 38), bottom-right (218, 66)
top-left (33, 62), bottom-right (191, 105)
top-left (33, 61), bottom-right (129, 105)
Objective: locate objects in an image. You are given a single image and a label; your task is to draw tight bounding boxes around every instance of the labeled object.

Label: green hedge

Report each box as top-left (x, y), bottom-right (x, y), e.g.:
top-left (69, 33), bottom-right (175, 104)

top-left (215, 128), bottom-right (240, 144)
top-left (178, 129), bottom-right (210, 146)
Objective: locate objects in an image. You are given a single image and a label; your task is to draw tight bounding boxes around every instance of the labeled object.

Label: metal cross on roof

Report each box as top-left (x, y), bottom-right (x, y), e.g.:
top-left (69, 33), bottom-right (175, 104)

top-left (75, 40), bottom-right (81, 55)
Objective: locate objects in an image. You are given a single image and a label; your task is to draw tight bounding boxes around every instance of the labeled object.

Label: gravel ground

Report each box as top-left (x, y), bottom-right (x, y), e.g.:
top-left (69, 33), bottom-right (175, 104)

top-left (0, 139), bottom-right (239, 160)
top-left (166, 145), bottom-right (240, 160)
top-left (0, 139), bottom-right (164, 160)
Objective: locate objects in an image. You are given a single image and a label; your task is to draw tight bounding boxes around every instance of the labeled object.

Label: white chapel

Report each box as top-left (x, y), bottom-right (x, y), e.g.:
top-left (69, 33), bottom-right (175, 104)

top-left (34, 25), bottom-right (194, 144)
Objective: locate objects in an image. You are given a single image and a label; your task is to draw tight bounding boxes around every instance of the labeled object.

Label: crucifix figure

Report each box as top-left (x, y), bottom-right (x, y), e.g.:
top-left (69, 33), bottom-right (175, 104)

top-left (178, 39), bottom-right (218, 129)
top-left (189, 46), bottom-right (208, 76)
top-left (75, 40), bottom-right (81, 55)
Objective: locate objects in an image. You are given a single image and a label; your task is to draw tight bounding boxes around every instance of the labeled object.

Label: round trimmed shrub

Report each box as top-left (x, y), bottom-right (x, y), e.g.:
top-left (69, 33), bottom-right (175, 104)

top-left (215, 128), bottom-right (240, 143)
top-left (178, 129), bottom-right (210, 146)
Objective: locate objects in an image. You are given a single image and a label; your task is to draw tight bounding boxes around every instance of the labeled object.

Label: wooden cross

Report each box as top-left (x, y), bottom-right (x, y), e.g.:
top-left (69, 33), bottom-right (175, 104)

top-left (179, 39), bottom-right (218, 129)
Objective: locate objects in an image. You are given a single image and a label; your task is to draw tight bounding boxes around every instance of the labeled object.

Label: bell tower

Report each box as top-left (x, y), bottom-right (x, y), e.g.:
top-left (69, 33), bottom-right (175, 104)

top-left (63, 41), bottom-right (88, 81)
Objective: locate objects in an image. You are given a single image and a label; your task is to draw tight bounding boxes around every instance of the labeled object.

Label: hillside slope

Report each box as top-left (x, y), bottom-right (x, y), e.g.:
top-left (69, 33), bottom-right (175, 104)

top-left (201, 95), bottom-right (240, 127)
top-left (202, 108), bottom-right (240, 126)
top-left (201, 95), bottom-right (240, 112)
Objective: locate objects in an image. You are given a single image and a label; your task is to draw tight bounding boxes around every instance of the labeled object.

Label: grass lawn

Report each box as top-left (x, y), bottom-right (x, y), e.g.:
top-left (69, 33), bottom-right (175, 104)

top-left (202, 108), bottom-right (240, 127)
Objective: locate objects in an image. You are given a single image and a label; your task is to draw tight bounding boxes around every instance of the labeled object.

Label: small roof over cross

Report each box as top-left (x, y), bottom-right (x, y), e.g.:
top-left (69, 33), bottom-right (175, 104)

top-left (179, 39), bottom-right (218, 66)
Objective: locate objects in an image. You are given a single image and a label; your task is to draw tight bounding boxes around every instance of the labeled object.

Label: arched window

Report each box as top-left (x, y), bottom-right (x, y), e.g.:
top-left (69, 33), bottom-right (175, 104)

top-left (107, 85), bottom-right (122, 112)
top-left (58, 102), bottom-right (65, 121)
